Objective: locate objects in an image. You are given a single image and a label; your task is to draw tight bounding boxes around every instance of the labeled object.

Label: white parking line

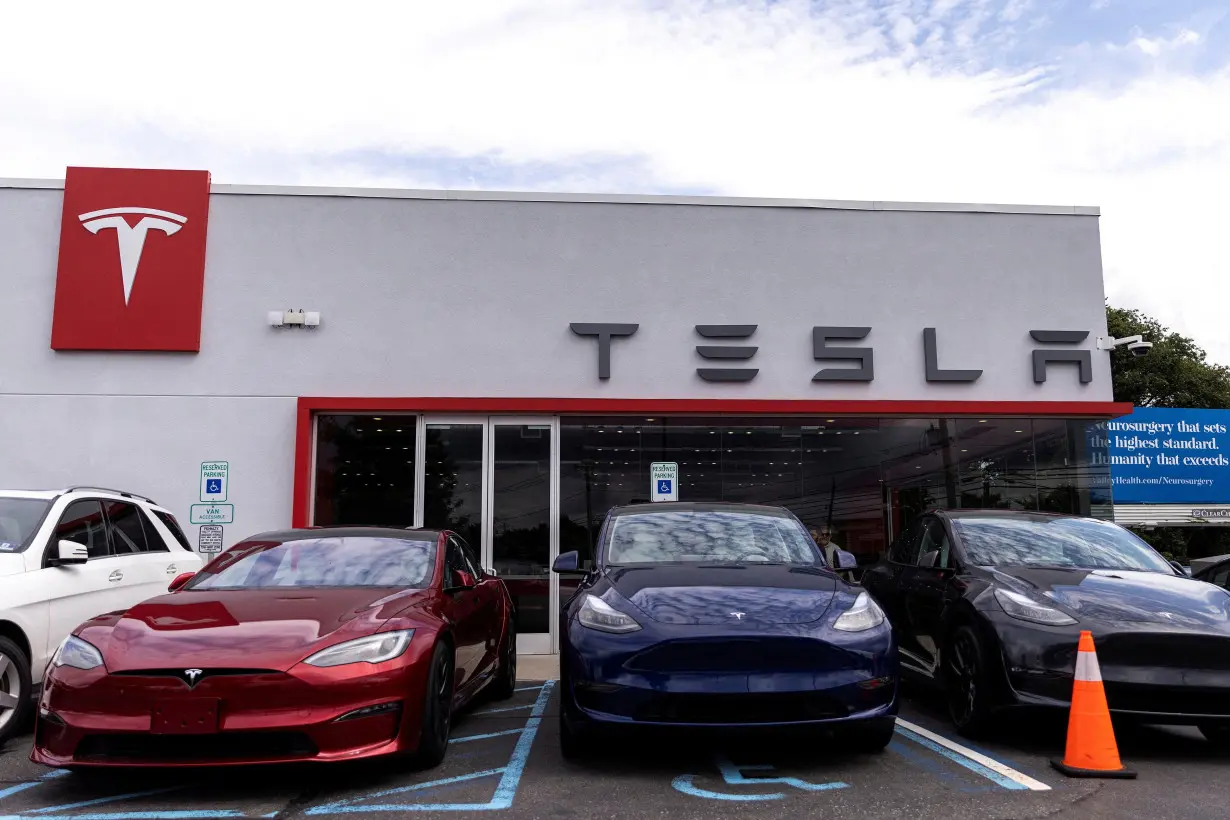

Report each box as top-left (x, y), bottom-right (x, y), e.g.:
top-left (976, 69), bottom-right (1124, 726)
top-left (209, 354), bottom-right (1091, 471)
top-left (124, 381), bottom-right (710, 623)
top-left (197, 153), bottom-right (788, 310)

top-left (894, 719), bottom-right (1051, 791)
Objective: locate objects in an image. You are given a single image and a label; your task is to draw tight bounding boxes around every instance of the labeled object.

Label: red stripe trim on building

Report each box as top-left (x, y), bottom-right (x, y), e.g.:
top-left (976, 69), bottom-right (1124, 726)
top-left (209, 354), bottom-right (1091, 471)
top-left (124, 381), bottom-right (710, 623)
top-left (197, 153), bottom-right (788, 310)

top-left (291, 396), bottom-right (1132, 527)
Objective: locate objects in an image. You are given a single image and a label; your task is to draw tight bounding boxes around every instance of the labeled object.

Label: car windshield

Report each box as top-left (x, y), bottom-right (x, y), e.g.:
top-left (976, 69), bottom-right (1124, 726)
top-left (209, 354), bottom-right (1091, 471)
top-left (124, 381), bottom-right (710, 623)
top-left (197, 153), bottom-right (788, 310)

top-left (185, 536), bottom-right (438, 590)
top-left (0, 498), bottom-right (50, 552)
top-left (606, 510), bottom-right (820, 565)
top-left (951, 517), bottom-right (1175, 574)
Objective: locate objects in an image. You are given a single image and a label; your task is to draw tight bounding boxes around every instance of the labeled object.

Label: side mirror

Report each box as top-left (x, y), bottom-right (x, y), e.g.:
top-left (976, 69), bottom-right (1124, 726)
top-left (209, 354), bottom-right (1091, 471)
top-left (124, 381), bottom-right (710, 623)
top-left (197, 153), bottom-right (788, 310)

top-left (168, 572), bottom-right (195, 592)
top-left (552, 550), bottom-right (586, 575)
top-left (448, 569), bottom-right (476, 591)
top-left (1170, 560), bottom-right (1190, 576)
top-left (834, 549), bottom-right (858, 571)
top-left (52, 539), bottom-right (88, 566)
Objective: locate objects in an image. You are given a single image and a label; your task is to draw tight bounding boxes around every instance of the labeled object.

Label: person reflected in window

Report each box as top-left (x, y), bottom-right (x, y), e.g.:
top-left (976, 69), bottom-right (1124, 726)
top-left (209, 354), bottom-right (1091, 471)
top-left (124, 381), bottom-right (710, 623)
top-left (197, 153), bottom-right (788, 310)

top-left (811, 525), bottom-right (853, 582)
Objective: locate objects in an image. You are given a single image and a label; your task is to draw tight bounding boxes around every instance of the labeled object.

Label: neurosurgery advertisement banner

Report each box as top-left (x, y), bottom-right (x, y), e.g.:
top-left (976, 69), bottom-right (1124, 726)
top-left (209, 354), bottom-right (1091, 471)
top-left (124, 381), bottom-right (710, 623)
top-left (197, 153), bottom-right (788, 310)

top-left (1097, 408), bottom-right (1230, 504)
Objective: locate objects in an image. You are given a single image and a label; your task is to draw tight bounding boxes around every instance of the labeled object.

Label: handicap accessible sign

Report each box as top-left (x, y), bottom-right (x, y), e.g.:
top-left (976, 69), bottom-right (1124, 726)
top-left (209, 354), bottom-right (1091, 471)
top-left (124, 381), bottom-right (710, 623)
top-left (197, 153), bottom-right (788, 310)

top-left (191, 504), bottom-right (234, 524)
top-left (1100, 408), bottom-right (1230, 504)
top-left (200, 461), bottom-right (229, 502)
top-left (651, 462), bottom-right (679, 502)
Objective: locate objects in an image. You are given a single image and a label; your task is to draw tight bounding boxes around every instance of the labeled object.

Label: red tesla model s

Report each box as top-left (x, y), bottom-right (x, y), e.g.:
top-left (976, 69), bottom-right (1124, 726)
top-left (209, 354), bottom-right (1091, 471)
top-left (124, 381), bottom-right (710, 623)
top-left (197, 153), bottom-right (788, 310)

top-left (31, 527), bottom-right (517, 769)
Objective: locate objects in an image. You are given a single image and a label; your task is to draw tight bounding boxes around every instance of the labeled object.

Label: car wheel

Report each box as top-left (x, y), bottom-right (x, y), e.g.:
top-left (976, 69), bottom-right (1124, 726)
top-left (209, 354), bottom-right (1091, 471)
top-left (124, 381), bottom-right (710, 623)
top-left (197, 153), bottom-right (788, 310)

top-left (1199, 723), bottom-right (1230, 750)
top-left (411, 641), bottom-right (454, 769)
top-left (0, 637), bottom-right (32, 748)
top-left (846, 716), bottom-right (897, 753)
top-left (945, 625), bottom-right (994, 738)
top-left (489, 621), bottom-right (517, 701)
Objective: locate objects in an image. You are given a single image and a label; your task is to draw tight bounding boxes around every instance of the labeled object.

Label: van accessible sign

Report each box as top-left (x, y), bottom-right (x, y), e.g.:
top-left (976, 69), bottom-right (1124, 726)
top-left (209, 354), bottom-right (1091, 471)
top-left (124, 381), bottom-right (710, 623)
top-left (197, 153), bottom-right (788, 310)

top-left (1099, 408), bottom-right (1230, 504)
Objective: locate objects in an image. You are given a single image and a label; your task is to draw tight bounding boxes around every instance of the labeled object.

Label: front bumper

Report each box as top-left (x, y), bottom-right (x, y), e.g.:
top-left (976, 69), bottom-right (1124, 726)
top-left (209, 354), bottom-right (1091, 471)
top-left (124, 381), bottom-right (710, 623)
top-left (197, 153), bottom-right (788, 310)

top-left (31, 651), bottom-right (433, 767)
top-left (563, 619), bottom-right (898, 728)
top-left (991, 615), bottom-right (1230, 724)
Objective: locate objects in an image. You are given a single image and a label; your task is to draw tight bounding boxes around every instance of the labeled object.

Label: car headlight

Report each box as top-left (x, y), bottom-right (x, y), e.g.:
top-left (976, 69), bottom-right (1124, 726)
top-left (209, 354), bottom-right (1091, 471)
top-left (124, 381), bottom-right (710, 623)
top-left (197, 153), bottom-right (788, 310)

top-left (833, 592), bottom-right (886, 632)
top-left (302, 629), bottom-right (415, 667)
top-left (994, 588), bottom-right (1077, 626)
top-left (577, 594), bottom-right (642, 634)
top-left (52, 635), bottom-right (105, 670)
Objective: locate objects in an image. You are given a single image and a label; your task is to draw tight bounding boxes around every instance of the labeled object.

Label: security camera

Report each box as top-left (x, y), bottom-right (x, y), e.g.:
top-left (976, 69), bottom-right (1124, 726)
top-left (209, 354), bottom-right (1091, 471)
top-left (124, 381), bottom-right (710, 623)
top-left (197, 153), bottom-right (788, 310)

top-left (1097, 334), bottom-right (1152, 357)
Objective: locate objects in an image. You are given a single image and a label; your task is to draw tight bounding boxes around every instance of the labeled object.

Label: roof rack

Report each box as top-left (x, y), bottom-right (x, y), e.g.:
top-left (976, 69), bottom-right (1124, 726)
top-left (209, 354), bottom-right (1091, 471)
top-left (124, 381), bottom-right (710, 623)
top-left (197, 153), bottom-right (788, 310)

top-left (62, 486), bottom-right (158, 504)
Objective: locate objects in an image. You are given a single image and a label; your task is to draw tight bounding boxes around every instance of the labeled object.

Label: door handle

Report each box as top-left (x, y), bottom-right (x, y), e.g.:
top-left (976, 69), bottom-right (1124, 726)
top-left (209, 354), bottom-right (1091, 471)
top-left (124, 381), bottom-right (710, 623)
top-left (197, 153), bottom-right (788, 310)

top-left (108, 570), bottom-right (123, 583)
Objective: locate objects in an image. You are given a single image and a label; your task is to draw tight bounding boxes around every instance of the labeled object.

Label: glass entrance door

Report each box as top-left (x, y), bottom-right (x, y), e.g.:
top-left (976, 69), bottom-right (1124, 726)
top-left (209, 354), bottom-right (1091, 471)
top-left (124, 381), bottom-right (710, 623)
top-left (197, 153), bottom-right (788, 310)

top-left (417, 416), bottom-right (557, 655)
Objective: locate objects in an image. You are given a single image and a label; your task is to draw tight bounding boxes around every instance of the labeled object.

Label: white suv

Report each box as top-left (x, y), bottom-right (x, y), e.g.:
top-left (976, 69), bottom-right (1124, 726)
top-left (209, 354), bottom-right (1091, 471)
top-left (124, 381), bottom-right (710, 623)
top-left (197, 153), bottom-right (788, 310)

top-left (0, 487), bottom-right (204, 746)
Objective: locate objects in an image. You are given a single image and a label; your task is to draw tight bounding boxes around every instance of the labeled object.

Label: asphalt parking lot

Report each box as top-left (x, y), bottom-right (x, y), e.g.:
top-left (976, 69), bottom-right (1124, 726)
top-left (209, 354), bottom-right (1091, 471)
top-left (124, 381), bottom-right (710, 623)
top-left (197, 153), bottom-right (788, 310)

top-left (1, 680), bottom-right (1225, 820)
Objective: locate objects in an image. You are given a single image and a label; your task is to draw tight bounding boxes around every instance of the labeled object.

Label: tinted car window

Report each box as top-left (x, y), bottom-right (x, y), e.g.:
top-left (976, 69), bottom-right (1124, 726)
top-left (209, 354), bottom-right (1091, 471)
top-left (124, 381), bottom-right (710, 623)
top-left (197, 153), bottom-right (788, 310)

top-left (55, 500), bottom-right (109, 559)
top-left (106, 502), bottom-right (159, 554)
top-left (917, 519), bottom-right (952, 569)
top-left (890, 519), bottom-right (924, 565)
top-left (186, 536), bottom-right (438, 590)
top-left (452, 535), bottom-right (481, 576)
top-left (0, 498), bottom-right (50, 552)
top-left (151, 510), bottom-right (192, 551)
top-left (606, 511), bottom-right (820, 565)
top-left (952, 517), bottom-right (1174, 573)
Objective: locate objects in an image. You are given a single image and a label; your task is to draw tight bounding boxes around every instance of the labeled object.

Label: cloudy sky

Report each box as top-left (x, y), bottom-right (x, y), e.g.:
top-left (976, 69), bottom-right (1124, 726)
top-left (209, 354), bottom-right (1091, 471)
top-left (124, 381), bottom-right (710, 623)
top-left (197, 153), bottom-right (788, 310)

top-left (3, 1), bottom-right (1227, 363)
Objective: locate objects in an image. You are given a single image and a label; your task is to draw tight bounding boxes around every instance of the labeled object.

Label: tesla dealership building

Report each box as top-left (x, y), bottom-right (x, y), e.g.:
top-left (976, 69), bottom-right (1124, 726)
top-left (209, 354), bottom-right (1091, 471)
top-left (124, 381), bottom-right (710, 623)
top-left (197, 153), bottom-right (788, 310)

top-left (0, 167), bottom-right (1130, 653)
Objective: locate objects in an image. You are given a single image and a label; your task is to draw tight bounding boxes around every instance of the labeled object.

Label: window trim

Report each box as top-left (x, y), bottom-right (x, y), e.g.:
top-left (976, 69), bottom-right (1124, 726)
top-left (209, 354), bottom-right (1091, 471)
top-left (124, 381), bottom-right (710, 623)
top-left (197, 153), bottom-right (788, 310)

top-left (45, 497), bottom-right (112, 566)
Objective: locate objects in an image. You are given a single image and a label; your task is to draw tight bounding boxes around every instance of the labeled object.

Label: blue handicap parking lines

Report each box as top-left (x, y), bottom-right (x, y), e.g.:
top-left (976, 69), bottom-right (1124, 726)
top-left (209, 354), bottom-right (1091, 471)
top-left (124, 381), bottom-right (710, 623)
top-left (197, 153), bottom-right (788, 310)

top-left (892, 719), bottom-right (1051, 792)
top-left (306, 680), bottom-right (556, 814)
top-left (672, 756), bottom-right (849, 801)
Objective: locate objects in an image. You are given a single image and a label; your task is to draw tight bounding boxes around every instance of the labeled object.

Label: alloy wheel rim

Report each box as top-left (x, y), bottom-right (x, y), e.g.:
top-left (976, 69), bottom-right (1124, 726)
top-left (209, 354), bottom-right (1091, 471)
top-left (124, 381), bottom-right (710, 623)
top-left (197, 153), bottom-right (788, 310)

top-left (0, 652), bottom-right (18, 732)
top-left (948, 636), bottom-right (976, 725)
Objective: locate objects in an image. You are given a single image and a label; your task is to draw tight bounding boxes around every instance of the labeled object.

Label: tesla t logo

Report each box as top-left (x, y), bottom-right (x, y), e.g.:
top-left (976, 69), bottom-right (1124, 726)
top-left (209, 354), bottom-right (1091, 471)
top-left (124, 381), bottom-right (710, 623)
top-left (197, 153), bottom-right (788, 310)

top-left (730, 612), bottom-right (745, 620)
top-left (78, 207), bottom-right (188, 305)
top-left (184, 669), bottom-right (203, 687)
top-left (51, 167), bottom-right (212, 352)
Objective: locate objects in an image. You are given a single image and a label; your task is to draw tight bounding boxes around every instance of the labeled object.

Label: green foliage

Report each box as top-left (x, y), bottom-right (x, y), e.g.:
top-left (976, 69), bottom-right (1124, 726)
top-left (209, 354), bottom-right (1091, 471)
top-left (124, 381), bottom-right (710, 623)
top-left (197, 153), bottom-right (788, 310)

top-left (1106, 306), bottom-right (1230, 409)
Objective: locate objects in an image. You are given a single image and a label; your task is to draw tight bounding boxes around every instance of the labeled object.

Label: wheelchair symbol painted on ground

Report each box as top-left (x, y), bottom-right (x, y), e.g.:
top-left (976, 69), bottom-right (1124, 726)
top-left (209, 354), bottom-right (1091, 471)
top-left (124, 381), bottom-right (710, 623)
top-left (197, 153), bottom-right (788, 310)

top-left (672, 755), bottom-right (849, 801)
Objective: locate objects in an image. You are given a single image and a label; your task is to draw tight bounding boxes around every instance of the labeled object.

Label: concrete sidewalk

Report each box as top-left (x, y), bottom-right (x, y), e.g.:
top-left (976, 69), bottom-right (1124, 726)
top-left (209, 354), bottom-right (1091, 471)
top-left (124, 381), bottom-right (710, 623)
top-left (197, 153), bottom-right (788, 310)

top-left (517, 653), bottom-right (559, 681)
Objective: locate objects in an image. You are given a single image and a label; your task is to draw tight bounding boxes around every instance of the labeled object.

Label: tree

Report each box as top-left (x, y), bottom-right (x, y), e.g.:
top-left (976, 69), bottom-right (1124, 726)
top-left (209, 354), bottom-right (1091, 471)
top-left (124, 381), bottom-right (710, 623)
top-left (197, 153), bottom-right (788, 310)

top-left (1107, 305), bottom-right (1230, 561)
top-left (1106, 306), bottom-right (1230, 409)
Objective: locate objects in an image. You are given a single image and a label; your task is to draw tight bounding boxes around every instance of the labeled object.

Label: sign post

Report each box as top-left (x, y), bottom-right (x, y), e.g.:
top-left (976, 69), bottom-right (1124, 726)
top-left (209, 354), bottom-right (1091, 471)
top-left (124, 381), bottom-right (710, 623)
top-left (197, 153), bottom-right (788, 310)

top-left (650, 462), bottom-right (679, 502)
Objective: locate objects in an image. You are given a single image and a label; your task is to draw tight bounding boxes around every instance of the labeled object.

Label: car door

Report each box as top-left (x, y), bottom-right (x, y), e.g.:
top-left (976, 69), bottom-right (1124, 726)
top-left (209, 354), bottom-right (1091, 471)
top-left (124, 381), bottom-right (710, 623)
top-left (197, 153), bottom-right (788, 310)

top-left (862, 516), bottom-right (925, 665)
top-left (903, 516), bottom-right (955, 676)
top-left (39, 499), bottom-right (131, 661)
top-left (455, 534), bottom-right (501, 680)
top-left (441, 535), bottom-right (485, 691)
top-left (101, 500), bottom-right (187, 607)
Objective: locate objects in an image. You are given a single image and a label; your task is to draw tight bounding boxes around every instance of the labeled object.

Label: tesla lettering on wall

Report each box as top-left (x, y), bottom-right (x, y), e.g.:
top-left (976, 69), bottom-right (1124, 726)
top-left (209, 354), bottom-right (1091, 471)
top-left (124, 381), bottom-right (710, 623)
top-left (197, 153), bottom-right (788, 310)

top-left (50, 166), bottom-right (212, 352)
top-left (570, 324), bottom-right (1095, 385)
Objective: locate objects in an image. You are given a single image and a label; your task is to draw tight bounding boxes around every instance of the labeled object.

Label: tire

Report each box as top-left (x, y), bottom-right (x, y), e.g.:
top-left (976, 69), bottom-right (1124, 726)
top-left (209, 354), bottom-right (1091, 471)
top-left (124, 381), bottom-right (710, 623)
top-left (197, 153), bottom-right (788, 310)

top-left (410, 641), bottom-right (454, 769)
top-left (944, 625), bottom-right (995, 738)
top-left (488, 620), bottom-right (517, 701)
top-left (0, 637), bottom-right (33, 749)
top-left (1199, 723), bottom-right (1230, 750)
top-left (847, 717), bottom-right (897, 754)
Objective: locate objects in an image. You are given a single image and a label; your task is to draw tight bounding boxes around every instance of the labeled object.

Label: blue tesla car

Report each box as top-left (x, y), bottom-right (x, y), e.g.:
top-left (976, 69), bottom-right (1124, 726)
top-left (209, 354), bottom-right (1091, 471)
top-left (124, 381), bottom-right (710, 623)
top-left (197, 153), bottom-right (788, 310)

top-left (552, 501), bottom-right (899, 757)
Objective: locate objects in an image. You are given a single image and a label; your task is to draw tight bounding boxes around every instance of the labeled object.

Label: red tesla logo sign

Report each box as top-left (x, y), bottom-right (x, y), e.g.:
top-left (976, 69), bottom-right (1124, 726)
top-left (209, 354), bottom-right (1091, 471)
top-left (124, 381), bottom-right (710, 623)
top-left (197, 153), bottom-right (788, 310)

top-left (50, 167), bottom-right (212, 351)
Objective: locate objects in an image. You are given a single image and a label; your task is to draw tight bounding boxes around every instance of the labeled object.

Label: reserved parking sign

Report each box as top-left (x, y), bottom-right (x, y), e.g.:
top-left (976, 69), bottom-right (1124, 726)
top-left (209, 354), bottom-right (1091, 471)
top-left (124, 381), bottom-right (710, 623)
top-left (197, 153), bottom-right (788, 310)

top-left (650, 462), bottom-right (678, 502)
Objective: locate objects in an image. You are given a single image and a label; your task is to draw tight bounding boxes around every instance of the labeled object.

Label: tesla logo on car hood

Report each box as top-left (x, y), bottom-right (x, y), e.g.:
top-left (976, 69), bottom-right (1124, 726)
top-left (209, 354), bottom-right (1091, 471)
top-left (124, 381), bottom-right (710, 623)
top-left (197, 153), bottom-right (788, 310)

top-left (183, 668), bottom-right (203, 687)
top-left (730, 612), bottom-right (745, 620)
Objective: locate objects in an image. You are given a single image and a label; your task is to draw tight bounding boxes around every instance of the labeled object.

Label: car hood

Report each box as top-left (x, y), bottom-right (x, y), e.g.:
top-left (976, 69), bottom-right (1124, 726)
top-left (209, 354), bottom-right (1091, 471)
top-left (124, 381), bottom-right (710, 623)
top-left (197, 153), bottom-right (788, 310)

top-left (606, 564), bottom-right (839, 625)
top-left (83, 587), bottom-right (431, 672)
top-left (991, 566), bottom-right (1230, 631)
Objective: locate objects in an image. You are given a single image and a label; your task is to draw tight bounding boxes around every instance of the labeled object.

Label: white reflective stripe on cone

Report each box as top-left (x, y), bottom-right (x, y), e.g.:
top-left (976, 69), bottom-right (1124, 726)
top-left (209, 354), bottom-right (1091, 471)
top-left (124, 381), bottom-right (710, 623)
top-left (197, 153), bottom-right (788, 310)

top-left (1075, 649), bottom-right (1102, 683)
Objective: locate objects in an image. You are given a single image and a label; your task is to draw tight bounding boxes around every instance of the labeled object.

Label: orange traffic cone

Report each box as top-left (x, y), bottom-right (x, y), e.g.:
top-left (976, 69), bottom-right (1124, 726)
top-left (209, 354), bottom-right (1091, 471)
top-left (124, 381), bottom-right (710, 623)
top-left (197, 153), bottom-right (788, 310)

top-left (1050, 631), bottom-right (1136, 779)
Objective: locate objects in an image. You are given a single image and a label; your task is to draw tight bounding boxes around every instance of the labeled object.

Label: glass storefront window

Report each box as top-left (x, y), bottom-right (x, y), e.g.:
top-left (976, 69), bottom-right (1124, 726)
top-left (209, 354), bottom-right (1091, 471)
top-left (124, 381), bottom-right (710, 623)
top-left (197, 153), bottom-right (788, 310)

top-left (313, 415), bottom-right (416, 527)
